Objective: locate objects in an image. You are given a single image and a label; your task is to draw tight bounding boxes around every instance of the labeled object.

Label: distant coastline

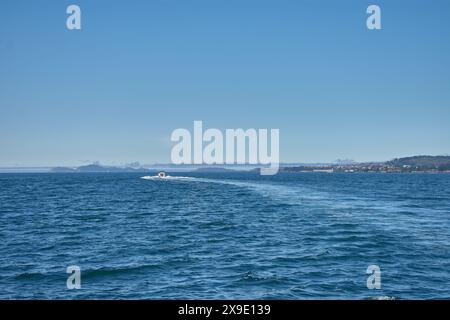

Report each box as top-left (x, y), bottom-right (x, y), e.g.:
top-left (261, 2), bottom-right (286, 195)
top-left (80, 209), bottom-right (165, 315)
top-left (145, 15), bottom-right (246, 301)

top-left (1, 155), bottom-right (450, 174)
top-left (279, 155), bottom-right (450, 174)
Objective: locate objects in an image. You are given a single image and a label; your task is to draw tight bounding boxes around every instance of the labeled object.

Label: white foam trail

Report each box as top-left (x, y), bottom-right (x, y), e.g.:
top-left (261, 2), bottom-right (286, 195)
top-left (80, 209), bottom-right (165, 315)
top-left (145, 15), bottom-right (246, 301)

top-left (140, 175), bottom-right (329, 205)
top-left (140, 175), bottom-right (195, 181)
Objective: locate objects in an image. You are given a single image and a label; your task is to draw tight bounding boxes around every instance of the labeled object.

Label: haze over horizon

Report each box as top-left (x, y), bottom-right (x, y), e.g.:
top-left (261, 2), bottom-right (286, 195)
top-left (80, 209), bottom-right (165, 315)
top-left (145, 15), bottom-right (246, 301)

top-left (1, 0), bottom-right (450, 167)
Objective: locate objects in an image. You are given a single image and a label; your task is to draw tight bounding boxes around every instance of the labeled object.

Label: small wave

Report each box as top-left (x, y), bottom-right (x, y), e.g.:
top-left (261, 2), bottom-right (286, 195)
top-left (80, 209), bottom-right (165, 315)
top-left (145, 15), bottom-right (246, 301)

top-left (15, 272), bottom-right (47, 280)
top-left (82, 264), bottom-right (161, 279)
top-left (240, 271), bottom-right (289, 285)
top-left (368, 296), bottom-right (397, 300)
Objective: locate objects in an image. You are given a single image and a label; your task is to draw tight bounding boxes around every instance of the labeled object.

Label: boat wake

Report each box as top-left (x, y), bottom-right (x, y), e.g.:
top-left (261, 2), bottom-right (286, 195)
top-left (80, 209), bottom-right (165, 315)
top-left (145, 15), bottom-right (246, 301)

top-left (140, 175), bottom-right (328, 205)
top-left (140, 175), bottom-right (194, 181)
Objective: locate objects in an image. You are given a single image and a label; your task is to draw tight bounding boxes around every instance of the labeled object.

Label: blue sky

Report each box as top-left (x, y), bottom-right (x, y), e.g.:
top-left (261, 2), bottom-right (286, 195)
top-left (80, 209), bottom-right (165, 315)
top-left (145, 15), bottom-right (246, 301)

top-left (1, 0), bottom-right (449, 166)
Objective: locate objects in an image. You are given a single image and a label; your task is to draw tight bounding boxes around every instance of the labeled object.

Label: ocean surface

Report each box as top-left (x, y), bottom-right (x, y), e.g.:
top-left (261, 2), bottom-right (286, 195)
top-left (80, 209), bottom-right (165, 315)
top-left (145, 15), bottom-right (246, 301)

top-left (0, 172), bottom-right (449, 300)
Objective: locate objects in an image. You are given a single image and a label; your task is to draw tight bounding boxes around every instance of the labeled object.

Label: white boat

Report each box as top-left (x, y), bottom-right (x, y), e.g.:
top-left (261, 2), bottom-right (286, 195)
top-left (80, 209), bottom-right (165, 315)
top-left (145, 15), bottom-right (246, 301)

top-left (141, 171), bottom-right (169, 180)
top-left (157, 171), bottom-right (166, 178)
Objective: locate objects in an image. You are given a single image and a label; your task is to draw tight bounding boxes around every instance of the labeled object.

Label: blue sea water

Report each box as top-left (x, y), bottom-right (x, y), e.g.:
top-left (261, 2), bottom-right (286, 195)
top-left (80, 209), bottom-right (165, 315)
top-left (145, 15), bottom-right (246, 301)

top-left (0, 172), bottom-right (449, 300)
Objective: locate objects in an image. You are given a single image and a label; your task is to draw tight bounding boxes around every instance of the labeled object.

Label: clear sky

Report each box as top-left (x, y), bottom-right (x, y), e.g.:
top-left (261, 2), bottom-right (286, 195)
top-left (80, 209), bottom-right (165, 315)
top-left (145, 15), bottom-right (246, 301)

top-left (1, 0), bottom-right (449, 166)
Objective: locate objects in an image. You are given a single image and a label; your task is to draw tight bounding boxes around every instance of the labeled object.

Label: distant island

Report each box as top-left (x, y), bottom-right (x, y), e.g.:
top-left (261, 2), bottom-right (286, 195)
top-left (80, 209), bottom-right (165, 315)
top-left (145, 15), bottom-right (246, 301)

top-left (280, 155), bottom-right (450, 173)
top-left (50, 164), bottom-right (151, 173)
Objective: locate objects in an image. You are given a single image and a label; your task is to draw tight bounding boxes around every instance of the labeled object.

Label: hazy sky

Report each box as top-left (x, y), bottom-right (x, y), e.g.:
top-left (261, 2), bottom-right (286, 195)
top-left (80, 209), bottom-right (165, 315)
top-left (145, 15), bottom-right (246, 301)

top-left (1, 0), bottom-right (449, 166)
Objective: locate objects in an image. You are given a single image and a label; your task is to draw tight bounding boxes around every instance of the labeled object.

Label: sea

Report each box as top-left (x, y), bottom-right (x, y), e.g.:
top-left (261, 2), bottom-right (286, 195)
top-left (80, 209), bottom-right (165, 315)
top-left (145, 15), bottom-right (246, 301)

top-left (0, 172), bottom-right (449, 299)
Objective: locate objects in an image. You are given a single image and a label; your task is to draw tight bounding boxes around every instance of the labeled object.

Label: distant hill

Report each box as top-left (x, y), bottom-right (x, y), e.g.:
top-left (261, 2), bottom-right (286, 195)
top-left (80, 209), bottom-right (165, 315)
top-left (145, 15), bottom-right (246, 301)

top-left (387, 155), bottom-right (450, 171)
top-left (280, 155), bottom-right (450, 173)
